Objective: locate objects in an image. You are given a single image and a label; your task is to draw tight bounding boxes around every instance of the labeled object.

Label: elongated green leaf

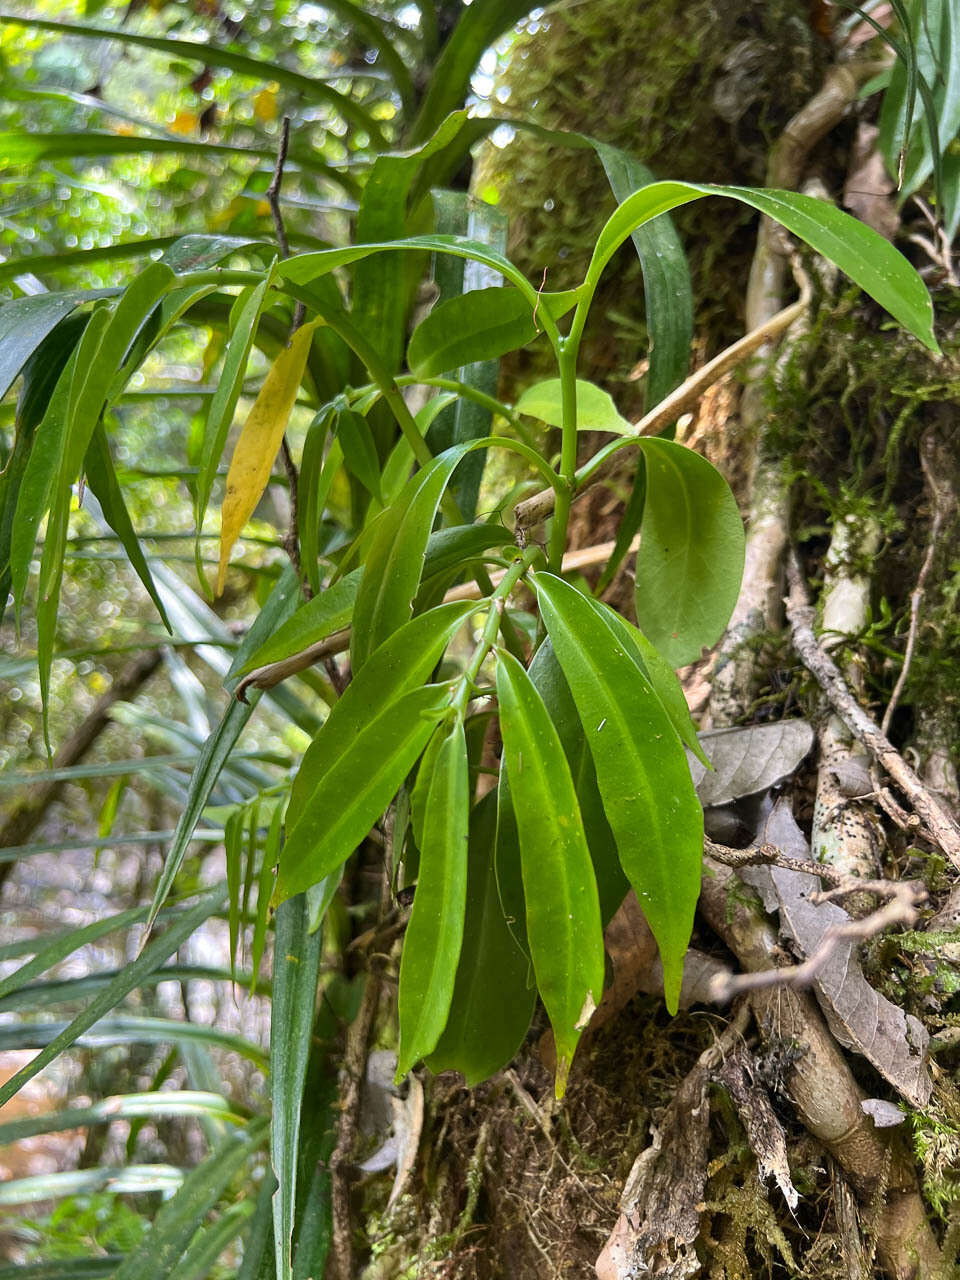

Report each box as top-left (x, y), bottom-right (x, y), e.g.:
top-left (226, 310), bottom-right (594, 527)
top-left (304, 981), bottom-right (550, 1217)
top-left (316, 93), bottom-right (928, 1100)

top-left (0, 1261), bottom-right (123, 1279)
top-left (0, 1165), bottom-right (185, 1207)
top-left (84, 422), bottom-right (170, 630)
top-left (0, 1091), bottom-right (244, 1146)
top-left (237, 1169), bottom-right (277, 1280)
top-left (631, 438), bottom-right (744, 668)
top-left (0, 13), bottom-right (380, 129)
top-left (0, 237), bottom-right (177, 284)
top-left (238, 570), bottom-right (361, 675)
top-left (408, 2), bottom-right (540, 142)
top-left (160, 234), bottom-right (270, 273)
top-left (275, 683), bottom-right (452, 903)
top-left (535, 573), bottom-right (702, 1012)
top-left (280, 236), bottom-right (534, 304)
top-left (527, 641), bottom-right (628, 925)
top-left (0, 1015), bottom-right (267, 1067)
top-left (287, 600), bottom-right (478, 827)
top-left (585, 181), bottom-right (939, 352)
top-left (251, 802), bottom-right (284, 994)
top-left (0, 292), bottom-right (84, 401)
top-left (426, 791), bottom-right (536, 1084)
top-left (515, 377), bottom-right (631, 433)
top-left (349, 442), bottom-right (478, 669)
top-left (496, 648), bottom-right (604, 1096)
top-left (407, 286), bottom-right (578, 379)
top-left (297, 406), bottom-right (335, 596)
top-left (587, 596), bottom-right (710, 767)
top-left (110, 1118), bottom-right (269, 1280)
top-left (0, 886), bottom-right (227, 1108)
top-left (169, 1202), bottom-right (254, 1280)
top-left (336, 409), bottom-right (382, 500)
top-left (396, 719), bottom-right (469, 1078)
top-left (272, 894), bottom-right (324, 1280)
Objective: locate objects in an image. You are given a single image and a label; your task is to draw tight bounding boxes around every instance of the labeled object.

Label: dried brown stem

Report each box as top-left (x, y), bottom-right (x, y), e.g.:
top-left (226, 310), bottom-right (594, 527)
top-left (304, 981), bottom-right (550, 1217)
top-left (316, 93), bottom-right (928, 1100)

top-left (786, 549), bottom-right (960, 870)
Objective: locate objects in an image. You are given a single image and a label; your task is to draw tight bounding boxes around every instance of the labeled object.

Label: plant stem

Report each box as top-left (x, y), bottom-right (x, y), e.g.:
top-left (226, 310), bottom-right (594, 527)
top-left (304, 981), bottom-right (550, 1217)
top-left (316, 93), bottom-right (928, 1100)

top-left (547, 340), bottom-right (579, 571)
top-left (453, 546), bottom-right (541, 716)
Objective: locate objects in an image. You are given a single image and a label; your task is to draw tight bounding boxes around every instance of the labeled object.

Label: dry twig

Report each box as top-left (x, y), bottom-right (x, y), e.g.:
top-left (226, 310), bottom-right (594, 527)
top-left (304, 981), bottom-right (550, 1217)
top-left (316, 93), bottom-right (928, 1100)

top-left (786, 549), bottom-right (960, 870)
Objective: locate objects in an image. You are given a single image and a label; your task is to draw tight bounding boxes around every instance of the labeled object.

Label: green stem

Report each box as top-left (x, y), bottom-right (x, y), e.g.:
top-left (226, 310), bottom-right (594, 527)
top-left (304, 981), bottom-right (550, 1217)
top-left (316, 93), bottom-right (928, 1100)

top-left (453, 546), bottom-right (541, 715)
top-left (547, 341), bottom-right (579, 571)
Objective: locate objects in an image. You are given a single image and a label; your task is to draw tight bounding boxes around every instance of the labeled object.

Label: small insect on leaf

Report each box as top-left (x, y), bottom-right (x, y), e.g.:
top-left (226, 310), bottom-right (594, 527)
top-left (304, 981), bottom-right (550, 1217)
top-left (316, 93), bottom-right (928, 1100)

top-left (217, 319), bottom-right (320, 595)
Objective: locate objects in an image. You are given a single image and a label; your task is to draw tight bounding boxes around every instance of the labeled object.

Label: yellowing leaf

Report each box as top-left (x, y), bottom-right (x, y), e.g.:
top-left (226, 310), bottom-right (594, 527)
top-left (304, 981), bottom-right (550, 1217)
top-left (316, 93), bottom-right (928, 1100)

top-left (253, 85), bottom-right (279, 123)
top-left (217, 320), bottom-right (318, 595)
top-left (170, 111), bottom-right (199, 136)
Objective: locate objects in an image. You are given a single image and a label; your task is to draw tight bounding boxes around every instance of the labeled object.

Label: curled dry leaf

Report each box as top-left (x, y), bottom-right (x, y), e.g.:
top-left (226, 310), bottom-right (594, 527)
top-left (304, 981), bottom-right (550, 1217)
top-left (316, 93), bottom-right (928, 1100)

top-left (714, 1043), bottom-right (799, 1211)
top-left (689, 720), bottom-right (815, 807)
top-left (753, 802), bottom-right (933, 1108)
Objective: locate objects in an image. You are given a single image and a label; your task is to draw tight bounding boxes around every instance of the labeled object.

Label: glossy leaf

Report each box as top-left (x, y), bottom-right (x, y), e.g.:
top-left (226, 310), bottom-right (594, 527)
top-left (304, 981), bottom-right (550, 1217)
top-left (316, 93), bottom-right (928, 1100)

top-left (218, 320), bottom-right (320, 594)
top-left (336, 409), bottom-right (382, 500)
top-left (496, 648), bottom-right (604, 1096)
top-left (515, 377), bottom-right (631, 433)
top-left (349, 441), bottom-right (477, 670)
top-left (0, 1091), bottom-right (244, 1146)
top-left (633, 438), bottom-right (745, 668)
top-left (426, 792), bottom-right (536, 1084)
top-left (275, 683), bottom-right (452, 904)
top-left (527, 641), bottom-right (628, 925)
top-left (287, 600), bottom-right (478, 828)
top-left (0, 291), bottom-right (84, 401)
top-left (237, 569), bottom-right (361, 675)
top-left (585, 181), bottom-right (940, 353)
top-left (535, 572), bottom-right (703, 1012)
top-left (407, 286), bottom-right (578, 379)
top-left (396, 719), bottom-right (469, 1078)
top-left (272, 894), bottom-right (324, 1280)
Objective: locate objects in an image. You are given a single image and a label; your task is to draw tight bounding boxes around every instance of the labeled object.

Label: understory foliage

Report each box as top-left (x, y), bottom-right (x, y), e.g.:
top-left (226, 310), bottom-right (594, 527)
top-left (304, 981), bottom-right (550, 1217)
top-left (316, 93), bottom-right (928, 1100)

top-left (1, 2), bottom-right (960, 1277)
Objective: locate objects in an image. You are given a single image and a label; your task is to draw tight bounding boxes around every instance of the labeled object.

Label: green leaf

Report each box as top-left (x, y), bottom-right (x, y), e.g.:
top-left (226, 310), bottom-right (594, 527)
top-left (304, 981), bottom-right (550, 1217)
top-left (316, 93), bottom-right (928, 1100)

top-left (0, 1014), bottom-right (267, 1068)
top-left (0, 292), bottom-right (85, 401)
top-left (426, 791), bottom-right (536, 1084)
top-left (168, 1202), bottom-right (254, 1280)
top-left (0, 1091), bottom-right (245, 1146)
top-left (407, 286), bottom-right (578, 379)
top-left (349, 441), bottom-right (476, 670)
top-left (271, 894), bottom-right (324, 1280)
top-left (515, 378), bottom-right (631, 433)
top-left (276, 683), bottom-right (452, 903)
top-left (336, 409), bottom-right (382, 501)
top-left (631, 438), bottom-right (744, 668)
top-left (592, 142), bottom-right (693, 411)
top-left (0, 1165), bottom-right (185, 1207)
top-left (144, 567), bottom-right (302, 933)
top-left (83, 422), bottom-right (171, 630)
top-left (251, 803), bottom-right (284, 994)
top-left (535, 573), bottom-right (703, 1012)
top-left (585, 181), bottom-right (940, 353)
top-left (527, 641), bottom-right (628, 925)
top-left (237, 569), bottom-right (361, 675)
top-left (495, 648), bottom-right (604, 1096)
top-left (287, 600), bottom-right (478, 829)
top-left (0, 886), bottom-right (227, 1109)
top-left (0, 1261), bottom-right (123, 1279)
top-left (160, 234), bottom-right (270, 273)
top-left (109, 1118), bottom-right (268, 1280)
top-left (396, 719), bottom-right (469, 1078)
top-left (298, 407), bottom-right (336, 596)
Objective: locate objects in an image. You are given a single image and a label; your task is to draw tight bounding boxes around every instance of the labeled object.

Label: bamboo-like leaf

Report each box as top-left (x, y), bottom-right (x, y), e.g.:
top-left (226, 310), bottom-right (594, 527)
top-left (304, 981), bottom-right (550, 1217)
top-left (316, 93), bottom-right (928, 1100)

top-left (0, 1014), bottom-right (267, 1068)
top-left (109, 1118), bottom-right (269, 1280)
top-left (0, 1261), bottom-right (123, 1279)
top-left (0, 1091), bottom-right (245, 1146)
top-left (146, 568), bottom-right (302, 933)
top-left (426, 791), bottom-right (536, 1084)
top-left (251, 802), bottom-right (284, 993)
top-left (515, 377), bottom-right (631, 433)
top-left (336, 408), bottom-right (382, 500)
top-left (0, 885), bottom-right (226, 1108)
top-left (271, 894), bottom-right (324, 1280)
top-left (226, 808), bottom-right (245, 984)
top-left (584, 180), bottom-right (939, 352)
top-left (350, 442), bottom-right (479, 670)
top-left (0, 291), bottom-right (85, 401)
top-left (396, 719), bottom-right (469, 1078)
top-left (287, 600), bottom-right (477, 827)
top-left (218, 320), bottom-right (320, 594)
top-left (0, 1165), bottom-right (185, 1207)
top-left (297, 406), bottom-right (336, 596)
top-left (632, 438), bottom-right (745, 668)
top-left (168, 1202), bottom-right (254, 1280)
top-left (275, 683), bottom-right (453, 904)
top-left (535, 573), bottom-right (702, 1012)
top-left (496, 648), bottom-right (604, 1096)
